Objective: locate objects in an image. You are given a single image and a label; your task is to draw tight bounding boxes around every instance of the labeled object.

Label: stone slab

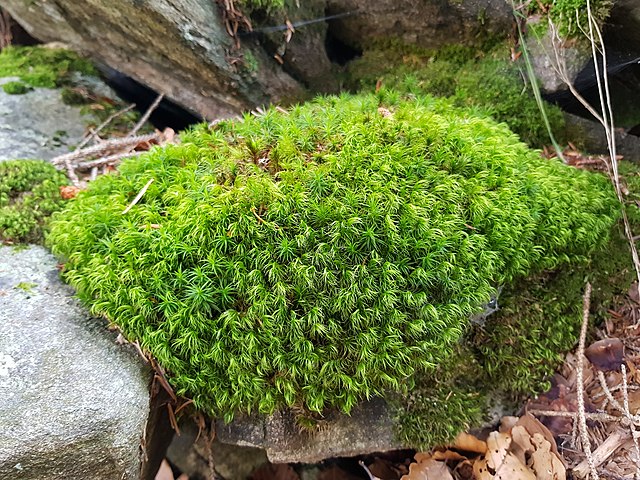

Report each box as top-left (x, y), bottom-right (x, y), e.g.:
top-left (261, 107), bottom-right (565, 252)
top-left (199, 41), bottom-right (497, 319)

top-left (0, 245), bottom-right (151, 479)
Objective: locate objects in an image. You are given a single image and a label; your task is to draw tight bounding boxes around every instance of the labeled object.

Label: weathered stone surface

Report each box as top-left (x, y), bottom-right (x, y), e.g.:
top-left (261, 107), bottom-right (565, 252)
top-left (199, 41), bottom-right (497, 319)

top-left (525, 22), bottom-right (592, 94)
top-left (0, 0), bottom-right (515, 118)
top-left (0, 245), bottom-right (152, 479)
top-left (326, 0), bottom-right (513, 50)
top-left (216, 398), bottom-right (404, 464)
top-left (564, 112), bottom-right (640, 161)
top-left (0, 77), bottom-right (91, 161)
top-left (167, 419), bottom-right (269, 479)
top-left (0, 0), bottom-right (306, 120)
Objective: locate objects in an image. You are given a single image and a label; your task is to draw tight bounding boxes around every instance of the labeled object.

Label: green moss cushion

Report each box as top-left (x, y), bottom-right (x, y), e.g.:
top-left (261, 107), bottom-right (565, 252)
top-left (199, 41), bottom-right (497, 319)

top-left (0, 159), bottom-right (68, 244)
top-left (48, 92), bottom-right (618, 420)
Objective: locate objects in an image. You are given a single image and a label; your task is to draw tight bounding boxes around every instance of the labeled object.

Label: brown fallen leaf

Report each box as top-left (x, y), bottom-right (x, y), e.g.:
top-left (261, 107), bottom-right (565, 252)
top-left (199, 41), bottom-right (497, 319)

top-left (155, 459), bottom-right (189, 480)
top-left (528, 432), bottom-right (566, 480)
top-left (451, 432), bottom-right (487, 454)
top-left (402, 457), bottom-right (454, 480)
top-left (60, 185), bottom-right (81, 199)
top-left (474, 452), bottom-right (536, 480)
top-left (585, 338), bottom-right (625, 371)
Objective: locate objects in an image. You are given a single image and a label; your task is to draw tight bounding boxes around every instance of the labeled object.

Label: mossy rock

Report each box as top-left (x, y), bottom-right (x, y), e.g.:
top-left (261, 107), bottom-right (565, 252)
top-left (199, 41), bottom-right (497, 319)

top-left (0, 159), bottom-right (69, 244)
top-left (0, 46), bottom-right (96, 90)
top-left (48, 91), bottom-right (619, 426)
top-left (2, 80), bottom-right (32, 95)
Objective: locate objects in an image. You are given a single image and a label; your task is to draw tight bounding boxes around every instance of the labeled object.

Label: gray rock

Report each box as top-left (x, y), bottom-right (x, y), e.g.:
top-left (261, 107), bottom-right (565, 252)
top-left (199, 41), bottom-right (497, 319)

top-left (525, 20), bottom-right (591, 94)
top-left (564, 112), bottom-right (640, 161)
top-left (167, 419), bottom-right (268, 480)
top-left (217, 397), bottom-right (404, 464)
top-left (0, 77), bottom-right (91, 161)
top-left (1, 0), bottom-right (514, 118)
top-left (0, 245), bottom-right (152, 479)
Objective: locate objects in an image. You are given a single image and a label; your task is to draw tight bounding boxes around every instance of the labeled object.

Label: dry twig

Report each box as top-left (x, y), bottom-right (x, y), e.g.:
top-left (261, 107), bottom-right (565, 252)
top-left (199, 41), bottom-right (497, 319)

top-left (577, 283), bottom-right (599, 479)
top-left (77, 103), bottom-right (136, 149)
top-left (129, 94), bottom-right (163, 136)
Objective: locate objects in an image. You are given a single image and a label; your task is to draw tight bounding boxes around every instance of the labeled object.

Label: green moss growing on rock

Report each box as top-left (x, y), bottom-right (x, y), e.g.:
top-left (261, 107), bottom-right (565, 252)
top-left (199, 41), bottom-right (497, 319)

top-left (2, 80), bottom-right (32, 95)
top-left (346, 44), bottom-right (566, 147)
top-left (530, 0), bottom-right (612, 38)
top-left (0, 159), bottom-right (69, 244)
top-left (48, 91), bottom-right (618, 424)
top-left (0, 46), bottom-right (96, 90)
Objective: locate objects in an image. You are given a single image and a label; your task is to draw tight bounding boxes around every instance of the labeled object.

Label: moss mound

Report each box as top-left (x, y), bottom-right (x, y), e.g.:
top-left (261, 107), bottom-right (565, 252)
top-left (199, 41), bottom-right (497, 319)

top-left (346, 44), bottom-right (565, 147)
top-left (48, 92), bottom-right (619, 421)
top-left (0, 159), bottom-right (69, 244)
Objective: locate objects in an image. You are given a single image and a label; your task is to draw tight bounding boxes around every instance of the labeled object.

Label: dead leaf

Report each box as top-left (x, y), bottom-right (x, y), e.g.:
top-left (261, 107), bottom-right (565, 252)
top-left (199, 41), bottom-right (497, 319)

top-left (484, 432), bottom-right (512, 471)
top-left (585, 338), bottom-right (624, 371)
top-left (515, 414), bottom-right (562, 460)
top-left (474, 453), bottom-right (536, 480)
top-left (155, 459), bottom-right (189, 480)
top-left (378, 107), bottom-right (393, 118)
top-left (528, 433), bottom-right (566, 480)
top-left (451, 432), bottom-right (487, 454)
top-left (402, 458), bottom-right (454, 480)
top-left (60, 185), bottom-right (80, 199)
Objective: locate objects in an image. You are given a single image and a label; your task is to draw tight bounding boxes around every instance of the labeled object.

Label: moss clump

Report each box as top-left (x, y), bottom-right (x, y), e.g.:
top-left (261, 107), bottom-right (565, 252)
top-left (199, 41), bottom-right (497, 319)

top-left (394, 347), bottom-right (487, 447)
top-left (347, 44), bottom-right (565, 147)
top-left (0, 46), bottom-right (96, 90)
top-left (397, 161), bottom-right (640, 449)
top-left (530, 0), bottom-right (612, 38)
top-left (2, 80), bottom-right (32, 95)
top-left (0, 160), bottom-right (69, 244)
top-left (48, 91), bottom-right (618, 422)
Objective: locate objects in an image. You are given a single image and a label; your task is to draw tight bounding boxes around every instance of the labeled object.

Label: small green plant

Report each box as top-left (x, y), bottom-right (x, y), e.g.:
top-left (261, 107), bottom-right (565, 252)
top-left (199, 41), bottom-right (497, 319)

top-left (0, 159), bottom-right (69, 244)
top-left (48, 91), bottom-right (619, 424)
top-left (530, 0), bottom-right (612, 38)
top-left (2, 80), bottom-right (32, 95)
top-left (15, 281), bottom-right (37, 292)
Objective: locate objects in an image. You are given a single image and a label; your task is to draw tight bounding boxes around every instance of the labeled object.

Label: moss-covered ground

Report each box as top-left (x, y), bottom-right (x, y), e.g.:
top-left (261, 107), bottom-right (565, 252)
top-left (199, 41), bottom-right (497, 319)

top-left (0, 160), bottom-right (69, 244)
top-left (0, 45), bottom-right (148, 137)
top-left (47, 91), bottom-right (620, 440)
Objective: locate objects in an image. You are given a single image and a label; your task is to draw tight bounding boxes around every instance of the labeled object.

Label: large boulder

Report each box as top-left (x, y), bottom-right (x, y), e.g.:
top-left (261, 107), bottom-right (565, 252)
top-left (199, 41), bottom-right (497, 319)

top-left (0, 0), bottom-right (514, 118)
top-left (0, 245), bottom-right (152, 479)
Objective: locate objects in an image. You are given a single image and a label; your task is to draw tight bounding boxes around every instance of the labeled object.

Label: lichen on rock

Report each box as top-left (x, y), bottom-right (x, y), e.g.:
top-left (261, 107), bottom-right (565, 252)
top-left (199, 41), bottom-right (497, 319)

top-left (48, 91), bottom-right (619, 441)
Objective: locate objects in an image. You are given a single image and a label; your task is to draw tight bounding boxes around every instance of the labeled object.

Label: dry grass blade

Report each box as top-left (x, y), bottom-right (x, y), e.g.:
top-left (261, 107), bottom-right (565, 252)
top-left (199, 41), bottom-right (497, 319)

top-left (122, 178), bottom-right (154, 214)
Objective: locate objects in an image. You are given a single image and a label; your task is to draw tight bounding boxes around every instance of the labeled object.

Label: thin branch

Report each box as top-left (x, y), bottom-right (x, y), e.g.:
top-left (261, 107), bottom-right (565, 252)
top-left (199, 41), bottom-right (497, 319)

top-left (129, 93), bottom-right (163, 136)
top-left (577, 282), bottom-right (599, 479)
top-left (76, 150), bottom-right (146, 171)
top-left (51, 132), bottom-right (161, 166)
top-left (77, 103), bottom-right (136, 149)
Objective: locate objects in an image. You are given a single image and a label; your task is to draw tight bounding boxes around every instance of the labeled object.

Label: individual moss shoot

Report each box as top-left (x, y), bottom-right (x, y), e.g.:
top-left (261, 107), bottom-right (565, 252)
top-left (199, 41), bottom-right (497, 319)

top-left (0, 159), bottom-right (69, 244)
top-left (48, 91), bottom-right (619, 427)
